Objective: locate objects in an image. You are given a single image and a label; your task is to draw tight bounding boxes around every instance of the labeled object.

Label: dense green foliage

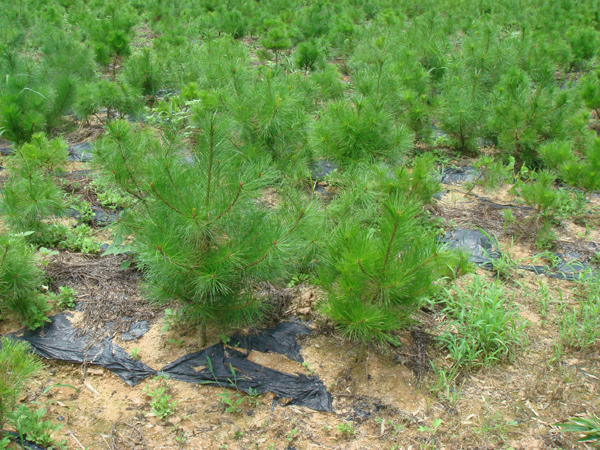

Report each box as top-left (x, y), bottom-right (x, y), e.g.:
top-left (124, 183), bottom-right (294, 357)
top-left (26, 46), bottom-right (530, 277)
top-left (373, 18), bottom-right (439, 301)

top-left (0, 234), bottom-right (48, 329)
top-left (94, 118), bottom-right (318, 344)
top-left (1, 0), bottom-right (599, 349)
top-left (0, 0), bottom-right (598, 160)
top-left (0, 337), bottom-right (44, 441)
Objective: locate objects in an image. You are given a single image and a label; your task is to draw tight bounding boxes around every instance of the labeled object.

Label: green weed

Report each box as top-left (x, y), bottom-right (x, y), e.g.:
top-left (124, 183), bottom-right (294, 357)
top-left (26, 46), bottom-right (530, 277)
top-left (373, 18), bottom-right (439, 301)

top-left (438, 276), bottom-right (527, 368)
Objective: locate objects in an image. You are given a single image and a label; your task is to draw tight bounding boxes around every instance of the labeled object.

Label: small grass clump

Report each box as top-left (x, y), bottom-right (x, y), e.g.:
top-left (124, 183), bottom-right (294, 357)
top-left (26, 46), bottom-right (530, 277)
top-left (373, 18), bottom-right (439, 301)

top-left (437, 276), bottom-right (527, 368)
top-left (557, 270), bottom-right (600, 351)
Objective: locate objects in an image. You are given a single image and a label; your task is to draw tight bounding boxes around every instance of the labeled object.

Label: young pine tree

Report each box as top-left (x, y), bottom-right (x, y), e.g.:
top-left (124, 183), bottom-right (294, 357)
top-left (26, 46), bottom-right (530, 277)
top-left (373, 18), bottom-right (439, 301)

top-left (294, 39), bottom-right (322, 73)
top-left (84, 1), bottom-right (137, 79)
top-left (0, 337), bottom-right (44, 442)
top-left (94, 116), bottom-right (314, 347)
top-left (75, 79), bottom-right (142, 123)
top-left (580, 68), bottom-right (600, 123)
top-left (260, 21), bottom-right (292, 63)
top-left (437, 71), bottom-right (488, 154)
top-left (0, 77), bottom-right (47, 146)
top-left (0, 134), bottom-right (67, 239)
top-left (539, 139), bottom-right (600, 197)
top-left (490, 66), bottom-right (575, 164)
top-left (318, 193), bottom-right (447, 361)
top-left (312, 96), bottom-right (414, 164)
top-left (0, 234), bottom-right (48, 329)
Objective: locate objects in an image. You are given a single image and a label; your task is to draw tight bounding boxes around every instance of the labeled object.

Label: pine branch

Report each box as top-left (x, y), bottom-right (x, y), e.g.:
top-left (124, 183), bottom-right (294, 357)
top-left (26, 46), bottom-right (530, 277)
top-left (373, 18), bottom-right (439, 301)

top-left (205, 121), bottom-right (215, 219)
top-left (207, 182), bottom-right (243, 225)
top-left (240, 208), bottom-right (305, 271)
top-left (149, 182), bottom-right (189, 218)
top-left (357, 258), bottom-right (377, 281)
top-left (380, 220), bottom-right (399, 279)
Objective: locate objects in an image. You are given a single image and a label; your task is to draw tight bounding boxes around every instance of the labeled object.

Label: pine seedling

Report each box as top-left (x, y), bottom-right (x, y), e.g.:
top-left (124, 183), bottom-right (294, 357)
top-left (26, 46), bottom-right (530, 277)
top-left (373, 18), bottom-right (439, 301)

top-left (580, 68), bottom-right (600, 122)
top-left (84, 1), bottom-right (137, 78)
top-left (437, 72), bottom-right (488, 154)
top-left (539, 139), bottom-right (600, 197)
top-left (260, 21), bottom-right (291, 63)
top-left (565, 26), bottom-right (599, 71)
top-left (0, 233), bottom-right (47, 328)
top-left (215, 8), bottom-right (249, 39)
top-left (312, 96), bottom-right (414, 164)
top-left (0, 76), bottom-right (47, 146)
top-left (515, 170), bottom-right (561, 218)
top-left (512, 169), bottom-right (569, 249)
top-left (308, 65), bottom-right (345, 103)
top-left (294, 39), bottom-right (322, 73)
top-left (375, 153), bottom-right (442, 205)
top-left (0, 337), bottom-right (44, 442)
top-left (294, 3), bottom-right (332, 41)
top-left (468, 155), bottom-right (515, 193)
top-left (220, 67), bottom-right (308, 161)
top-left (0, 134), bottom-right (67, 238)
top-left (121, 48), bottom-right (166, 97)
top-left (75, 79), bottom-right (142, 122)
top-left (318, 192), bottom-right (448, 361)
top-left (94, 117), bottom-right (315, 347)
top-left (490, 66), bottom-right (574, 164)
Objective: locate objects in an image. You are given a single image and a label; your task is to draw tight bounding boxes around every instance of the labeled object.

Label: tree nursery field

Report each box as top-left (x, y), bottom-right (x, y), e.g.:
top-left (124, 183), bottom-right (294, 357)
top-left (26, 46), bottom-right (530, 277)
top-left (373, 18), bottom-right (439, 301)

top-left (1, 0), bottom-right (600, 448)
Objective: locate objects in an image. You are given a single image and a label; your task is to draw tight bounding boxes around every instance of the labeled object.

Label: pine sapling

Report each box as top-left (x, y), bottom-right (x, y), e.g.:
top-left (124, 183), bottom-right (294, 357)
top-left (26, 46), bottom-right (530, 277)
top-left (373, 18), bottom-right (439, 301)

top-left (260, 21), bottom-right (291, 63)
top-left (539, 139), bottom-right (600, 197)
top-left (0, 233), bottom-right (47, 327)
top-left (0, 134), bottom-right (67, 239)
top-left (94, 116), bottom-right (314, 347)
top-left (0, 337), bottom-right (44, 442)
top-left (580, 68), bottom-right (600, 125)
top-left (312, 96), bottom-right (414, 164)
top-left (318, 193), bottom-right (447, 361)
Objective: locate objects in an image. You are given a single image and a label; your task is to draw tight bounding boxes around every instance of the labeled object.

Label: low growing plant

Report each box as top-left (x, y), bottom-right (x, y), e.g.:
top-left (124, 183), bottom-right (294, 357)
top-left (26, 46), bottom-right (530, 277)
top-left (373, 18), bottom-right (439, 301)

top-left (557, 270), bottom-right (600, 351)
top-left (0, 233), bottom-right (49, 329)
top-left (0, 337), bottom-right (44, 442)
top-left (557, 414), bottom-right (600, 445)
top-left (438, 276), bottom-right (527, 368)
top-left (144, 384), bottom-right (177, 421)
top-left (48, 286), bottom-right (76, 310)
top-left (9, 406), bottom-right (66, 449)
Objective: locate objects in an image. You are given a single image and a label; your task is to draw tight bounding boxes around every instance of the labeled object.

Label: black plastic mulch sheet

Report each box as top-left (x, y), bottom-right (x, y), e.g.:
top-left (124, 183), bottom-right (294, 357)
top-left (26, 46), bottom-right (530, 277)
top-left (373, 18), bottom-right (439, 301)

top-left (229, 321), bottom-right (311, 363)
top-left (3, 315), bottom-right (332, 412)
top-left (520, 258), bottom-right (599, 281)
top-left (9, 313), bottom-right (157, 386)
top-left (67, 142), bottom-right (93, 162)
top-left (440, 166), bottom-right (480, 185)
top-left (159, 344), bottom-right (333, 412)
top-left (443, 228), bottom-right (599, 280)
top-left (441, 228), bottom-right (500, 269)
top-left (2, 431), bottom-right (48, 450)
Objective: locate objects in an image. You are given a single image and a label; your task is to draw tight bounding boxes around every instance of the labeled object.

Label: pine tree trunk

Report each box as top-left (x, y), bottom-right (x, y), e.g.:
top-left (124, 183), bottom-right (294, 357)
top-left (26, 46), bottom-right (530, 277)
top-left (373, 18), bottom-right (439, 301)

top-left (198, 320), bottom-right (208, 348)
top-left (0, 395), bottom-right (4, 441)
top-left (355, 341), bottom-right (367, 363)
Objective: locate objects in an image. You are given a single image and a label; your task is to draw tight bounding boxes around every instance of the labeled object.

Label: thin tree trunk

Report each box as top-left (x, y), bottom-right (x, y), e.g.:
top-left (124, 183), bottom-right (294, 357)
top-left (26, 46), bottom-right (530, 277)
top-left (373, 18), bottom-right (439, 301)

top-left (198, 321), bottom-right (207, 348)
top-left (355, 341), bottom-right (367, 363)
